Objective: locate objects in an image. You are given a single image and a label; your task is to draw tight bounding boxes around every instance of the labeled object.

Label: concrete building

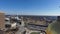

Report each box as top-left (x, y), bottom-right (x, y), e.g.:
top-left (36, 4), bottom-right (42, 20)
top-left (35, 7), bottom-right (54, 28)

top-left (0, 12), bottom-right (6, 34)
top-left (0, 12), bottom-right (5, 29)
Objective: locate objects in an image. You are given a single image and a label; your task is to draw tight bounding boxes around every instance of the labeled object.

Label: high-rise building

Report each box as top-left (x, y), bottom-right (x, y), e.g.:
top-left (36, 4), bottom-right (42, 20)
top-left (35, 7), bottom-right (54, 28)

top-left (0, 12), bottom-right (5, 29)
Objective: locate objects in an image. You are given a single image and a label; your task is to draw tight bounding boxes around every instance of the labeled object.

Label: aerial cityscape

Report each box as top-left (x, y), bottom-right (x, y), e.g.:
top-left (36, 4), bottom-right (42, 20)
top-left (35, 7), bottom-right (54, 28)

top-left (0, 0), bottom-right (60, 34)
top-left (0, 12), bottom-right (58, 34)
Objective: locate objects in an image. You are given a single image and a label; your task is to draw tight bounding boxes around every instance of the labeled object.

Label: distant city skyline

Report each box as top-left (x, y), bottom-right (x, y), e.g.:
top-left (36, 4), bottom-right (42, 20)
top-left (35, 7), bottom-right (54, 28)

top-left (0, 0), bottom-right (60, 15)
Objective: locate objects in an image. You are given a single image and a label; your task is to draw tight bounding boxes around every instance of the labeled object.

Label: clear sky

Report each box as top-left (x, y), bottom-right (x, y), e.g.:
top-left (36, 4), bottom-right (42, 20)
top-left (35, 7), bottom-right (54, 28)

top-left (0, 0), bottom-right (60, 15)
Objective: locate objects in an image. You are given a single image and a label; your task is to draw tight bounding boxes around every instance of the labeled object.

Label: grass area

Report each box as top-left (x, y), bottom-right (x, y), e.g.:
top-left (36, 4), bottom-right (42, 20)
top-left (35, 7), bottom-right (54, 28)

top-left (30, 32), bottom-right (40, 34)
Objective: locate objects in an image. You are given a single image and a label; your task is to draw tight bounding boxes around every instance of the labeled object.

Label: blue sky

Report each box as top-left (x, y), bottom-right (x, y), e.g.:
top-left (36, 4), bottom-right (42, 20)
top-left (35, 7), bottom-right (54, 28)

top-left (0, 0), bottom-right (60, 15)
